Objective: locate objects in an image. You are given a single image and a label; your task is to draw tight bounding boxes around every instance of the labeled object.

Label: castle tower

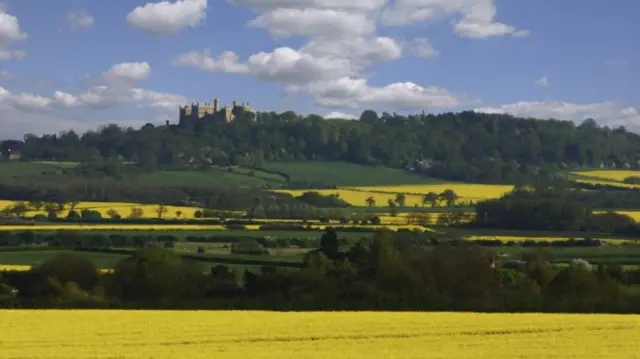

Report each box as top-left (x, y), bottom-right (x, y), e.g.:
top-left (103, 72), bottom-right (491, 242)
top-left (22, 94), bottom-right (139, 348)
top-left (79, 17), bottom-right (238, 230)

top-left (213, 98), bottom-right (219, 112)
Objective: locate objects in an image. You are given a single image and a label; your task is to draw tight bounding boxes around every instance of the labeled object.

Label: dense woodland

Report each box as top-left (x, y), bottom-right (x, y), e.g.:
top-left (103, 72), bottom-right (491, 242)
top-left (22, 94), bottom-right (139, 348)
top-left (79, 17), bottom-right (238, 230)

top-left (3, 110), bottom-right (640, 183)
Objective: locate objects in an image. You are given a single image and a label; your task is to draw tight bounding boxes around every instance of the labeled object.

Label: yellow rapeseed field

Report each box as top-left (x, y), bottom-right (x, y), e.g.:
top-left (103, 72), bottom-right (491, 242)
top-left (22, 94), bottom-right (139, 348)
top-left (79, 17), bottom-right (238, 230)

top-left (0, 224), bottom-right (228, 231)
top-left (572, 178), bottom-right (639, 189)
top-left (346, 184), bottom-right (514, 200)
top-left (277, 184), bottom-right (513, 207)
top-left (0, 265), bottom-right (112, 273)
top-left (0, 200), bottom-right (203, 219)
top-left (0, 264), bottom-right (31, 271)
top-left (275, 189), bottom-right (425, 207)
top-left (0, 223), bottom-right (428, 232)
top-left (0, 311), bottom-right (638, 358)
top-left (466, 235), bottom-right (637, 244)
top-left (595, 211), bottom-right (640, 221)
top-left (575, 170), bottom-right (640, 182)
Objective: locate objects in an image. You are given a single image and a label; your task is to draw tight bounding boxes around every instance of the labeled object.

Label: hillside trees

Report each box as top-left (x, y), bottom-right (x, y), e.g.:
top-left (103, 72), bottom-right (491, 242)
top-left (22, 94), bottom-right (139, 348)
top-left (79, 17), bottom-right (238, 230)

top-left (7, 111), bottom-right (640, 184)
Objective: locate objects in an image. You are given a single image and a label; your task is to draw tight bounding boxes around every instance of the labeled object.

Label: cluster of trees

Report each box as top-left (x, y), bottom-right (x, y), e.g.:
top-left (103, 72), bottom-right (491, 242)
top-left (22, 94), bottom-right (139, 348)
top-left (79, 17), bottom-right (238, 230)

top-left (473, 195), bottom-right (640, 235)
top-left (5, 111), bottom-right (640, 184)
top-left (2, 230), bottom-right (640, 312)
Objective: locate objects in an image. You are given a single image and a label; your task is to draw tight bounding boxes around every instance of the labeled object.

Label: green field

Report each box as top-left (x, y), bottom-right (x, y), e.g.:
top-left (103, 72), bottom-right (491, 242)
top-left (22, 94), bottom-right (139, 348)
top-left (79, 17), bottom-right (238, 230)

top-left (8, 229), bottom-right (370, 242)
top-left (0, 162), bottom-right (73, 181)
top-left (0, 249), bottom-right (280, 273)
top-left (0, 250), bottom-right (127, 268)
top-left (261, 161), bottom-right (440, 187)
top-left (131, 167), bottom-right (286, 189)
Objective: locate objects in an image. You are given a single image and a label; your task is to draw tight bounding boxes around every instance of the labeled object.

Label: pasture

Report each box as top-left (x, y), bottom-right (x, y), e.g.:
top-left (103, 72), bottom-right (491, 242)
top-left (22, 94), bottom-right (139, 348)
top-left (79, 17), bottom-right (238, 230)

top-left (0, 161), bottom-right (72, 181)
top-left (1, 311), bottom-right (638, 358)
top-left (261, 161), bottom-right (438, 186)
top-left (131, 167), bottom-right (286, 188)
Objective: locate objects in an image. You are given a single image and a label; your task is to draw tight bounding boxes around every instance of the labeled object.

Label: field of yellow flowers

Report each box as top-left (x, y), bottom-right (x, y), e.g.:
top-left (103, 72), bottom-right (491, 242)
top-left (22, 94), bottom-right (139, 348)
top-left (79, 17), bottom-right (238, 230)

top-left (575, 170), bottom-right (640, 182)
top-left (0, 310), bottom-right (638, 358)
top-left (0, 200), bottom-right (203, 219)
top-left (277, 183), bottom-right (513, 207)
top-left (570, 170), bottom-right (640, 189)
top-left (466, 235), bottom-right (637, 244)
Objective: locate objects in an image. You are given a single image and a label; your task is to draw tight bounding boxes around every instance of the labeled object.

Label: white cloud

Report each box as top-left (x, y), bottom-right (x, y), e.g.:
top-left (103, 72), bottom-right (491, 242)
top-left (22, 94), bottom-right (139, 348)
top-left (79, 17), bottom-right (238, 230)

top-left (381, 0), bottom-right (528, 39)
top-left (67, 11), bottom-right (95, 29)
top-left (130, 88), bottom-right (188, 111)
top-left (103, 62), bottom-right (152, 82)
top-left (0, 9), bottom-right (27, 60)
top-left (290, 77), bottom-right (471, 110)
top-left (475, 101), bottom-right (640, 130)
top-left (172, 50), bottom-right (249, 73)
top-left (303, 36), bottom-right (402, 64)
top-left (53, 91), bottom-right (79, 108)
top-left (248, 8), bottom-right (375, 38)
top-left (126, 0), bottom-right (208, 35)
top-left (247, 47), bottom-right (354, 84)
top-left (230, 0), bottom-right (385, 12)
top-left (174, 47), bottom-right (355, 85)
top-left (410, 38), bottom-right (439, 58)
top-left (535, 76), bottom-right (548, 87)
top-left (0, 83), bottom-right (187, 113)
top-left (324, 111), bottom-right (357, 119)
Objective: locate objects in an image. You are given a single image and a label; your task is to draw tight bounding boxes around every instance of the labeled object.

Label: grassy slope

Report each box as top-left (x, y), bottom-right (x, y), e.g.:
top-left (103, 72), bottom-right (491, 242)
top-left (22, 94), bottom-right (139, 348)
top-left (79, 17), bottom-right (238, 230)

top-left (0, 161), bottom-right (286, 189)
top-left (262, 161), bottom-right (441, 186)
top-left (131, 168), bottom-right (285, 189)
top-left (0, 162), bottom-right (72, 181)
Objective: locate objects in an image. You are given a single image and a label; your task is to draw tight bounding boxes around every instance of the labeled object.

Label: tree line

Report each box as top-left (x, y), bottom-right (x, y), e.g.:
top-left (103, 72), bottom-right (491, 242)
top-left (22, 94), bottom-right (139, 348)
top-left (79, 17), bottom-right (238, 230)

top-left (2, 230), bottom-right (640, 312)
top-left (4, 110), bottom-right (640, 184)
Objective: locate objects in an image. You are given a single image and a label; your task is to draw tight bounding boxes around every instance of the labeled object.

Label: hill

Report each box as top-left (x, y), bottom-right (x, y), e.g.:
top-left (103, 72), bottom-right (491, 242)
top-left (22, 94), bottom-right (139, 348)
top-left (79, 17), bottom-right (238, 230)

top-left (4, 111), bottom-right (640, 185)
top-left (261, 161), bottom-right (440, 187)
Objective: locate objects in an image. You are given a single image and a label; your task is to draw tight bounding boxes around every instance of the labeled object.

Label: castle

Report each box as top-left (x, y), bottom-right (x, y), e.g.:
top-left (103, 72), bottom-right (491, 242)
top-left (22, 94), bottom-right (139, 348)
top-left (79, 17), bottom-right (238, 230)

top-left (178, 98), bottom-right (252, 123)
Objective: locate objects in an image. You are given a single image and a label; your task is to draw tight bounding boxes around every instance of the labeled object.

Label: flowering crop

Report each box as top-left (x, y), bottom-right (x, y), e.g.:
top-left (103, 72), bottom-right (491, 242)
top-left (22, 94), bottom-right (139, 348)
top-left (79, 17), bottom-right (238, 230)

top-left (575, 170), bottom-right (640, 182)
top-left (0, 311), bottom-right (638, 358)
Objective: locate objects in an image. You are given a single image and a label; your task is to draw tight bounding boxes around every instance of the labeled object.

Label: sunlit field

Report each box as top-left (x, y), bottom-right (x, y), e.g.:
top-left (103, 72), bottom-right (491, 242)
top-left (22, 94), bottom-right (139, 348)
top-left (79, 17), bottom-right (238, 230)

top-left (575, 170), bottom-right (640, 182)
top-left (572, 178), bottom-right (639, 188)
top-left (0, 265), bottom-right (113, 273)
top-left (0, 200), bottom-right (203, 219)
top-left (595, 211), bottom-right (640, 221)
top-left (466, 235), bottom-right (637, 244)
top-left (345, 184), bottom-right (514, 200)
top-left (277, 184), bottom-right (513, 207)
top-left (0, 223), bottom-right (428, 232)
top-left (0, 311), bottom-right (638, 358)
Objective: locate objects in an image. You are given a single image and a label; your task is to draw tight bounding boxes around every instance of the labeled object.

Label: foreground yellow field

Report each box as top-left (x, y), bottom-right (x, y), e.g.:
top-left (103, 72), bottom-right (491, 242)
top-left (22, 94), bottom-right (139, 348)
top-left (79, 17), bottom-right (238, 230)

top-left (0, 311), bottom-right (638, 358)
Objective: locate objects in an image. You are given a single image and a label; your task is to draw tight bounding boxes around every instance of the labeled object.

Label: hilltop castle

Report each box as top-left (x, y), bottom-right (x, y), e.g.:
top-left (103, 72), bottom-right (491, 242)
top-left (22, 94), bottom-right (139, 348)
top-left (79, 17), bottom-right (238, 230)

top-left (179, 98), bottom-right (252, 123)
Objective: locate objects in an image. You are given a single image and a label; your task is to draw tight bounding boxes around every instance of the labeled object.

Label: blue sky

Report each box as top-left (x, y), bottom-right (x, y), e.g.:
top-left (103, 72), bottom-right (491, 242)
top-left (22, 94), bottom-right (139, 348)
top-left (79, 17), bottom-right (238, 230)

top-left (0, 0), bottom-right (638, 139)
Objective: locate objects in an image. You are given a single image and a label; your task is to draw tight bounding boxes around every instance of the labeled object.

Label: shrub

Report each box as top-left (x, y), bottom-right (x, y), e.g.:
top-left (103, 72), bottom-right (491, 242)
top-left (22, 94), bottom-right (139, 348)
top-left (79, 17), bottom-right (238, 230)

top-left (35, 252), bottom-right (99, 291)
top-left (231, 239), bottom-right (268, 255)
